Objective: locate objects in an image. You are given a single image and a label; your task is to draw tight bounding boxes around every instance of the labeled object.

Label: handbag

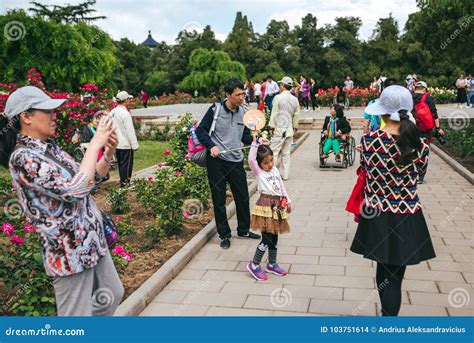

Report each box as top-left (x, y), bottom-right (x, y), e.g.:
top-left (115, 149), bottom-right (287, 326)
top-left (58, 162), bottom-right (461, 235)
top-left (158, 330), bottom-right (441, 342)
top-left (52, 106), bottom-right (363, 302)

top-left (187, 102), bottom-right (221, 167)
top-left (101, 211), bottom-right (118, 247)
top-left (345, 166), bottom-right (367, 221)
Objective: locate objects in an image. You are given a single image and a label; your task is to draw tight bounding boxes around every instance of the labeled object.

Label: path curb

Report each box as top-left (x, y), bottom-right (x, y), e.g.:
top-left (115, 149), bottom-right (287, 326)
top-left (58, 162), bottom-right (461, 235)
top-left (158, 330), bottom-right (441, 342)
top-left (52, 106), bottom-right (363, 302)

top-left (431, 144), bottom-right (473, 184)
top-left (115, 132), bottom-right (310, 316)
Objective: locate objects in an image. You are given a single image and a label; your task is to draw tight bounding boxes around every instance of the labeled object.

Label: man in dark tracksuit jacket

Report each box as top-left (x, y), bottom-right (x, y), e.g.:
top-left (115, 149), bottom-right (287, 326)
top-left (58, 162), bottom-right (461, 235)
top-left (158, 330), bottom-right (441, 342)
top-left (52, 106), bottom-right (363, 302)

top-left (196, 78), bottom-right (261, 249)
top-left (413, 81), bottom-right (445, 183)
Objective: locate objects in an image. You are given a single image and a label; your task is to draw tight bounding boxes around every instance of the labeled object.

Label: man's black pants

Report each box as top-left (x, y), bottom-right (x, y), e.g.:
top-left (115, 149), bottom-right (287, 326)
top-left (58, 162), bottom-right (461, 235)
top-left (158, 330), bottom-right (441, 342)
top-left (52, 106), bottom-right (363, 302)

top-left (116, 149), bottom-right (134, 186)
top-left (206, 153), bottom-right (250, 239)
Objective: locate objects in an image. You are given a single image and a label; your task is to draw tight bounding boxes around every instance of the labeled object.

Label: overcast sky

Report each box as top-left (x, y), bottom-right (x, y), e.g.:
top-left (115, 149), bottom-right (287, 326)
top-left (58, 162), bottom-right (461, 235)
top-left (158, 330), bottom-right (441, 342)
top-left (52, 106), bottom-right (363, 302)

top-left (1, 0), bottom-right (419, 44)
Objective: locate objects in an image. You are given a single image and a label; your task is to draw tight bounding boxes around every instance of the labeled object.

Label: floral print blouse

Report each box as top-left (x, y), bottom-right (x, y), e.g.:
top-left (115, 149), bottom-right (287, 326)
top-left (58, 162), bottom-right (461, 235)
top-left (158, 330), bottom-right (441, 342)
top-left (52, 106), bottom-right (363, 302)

top-left (9, 134), bottom-right (108, 277)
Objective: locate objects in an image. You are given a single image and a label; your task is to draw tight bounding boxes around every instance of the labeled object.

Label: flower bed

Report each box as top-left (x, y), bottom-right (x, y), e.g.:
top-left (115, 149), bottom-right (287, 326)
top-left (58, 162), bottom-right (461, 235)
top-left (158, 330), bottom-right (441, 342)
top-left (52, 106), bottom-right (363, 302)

top-left (314, 86), bottom-right (458, 107)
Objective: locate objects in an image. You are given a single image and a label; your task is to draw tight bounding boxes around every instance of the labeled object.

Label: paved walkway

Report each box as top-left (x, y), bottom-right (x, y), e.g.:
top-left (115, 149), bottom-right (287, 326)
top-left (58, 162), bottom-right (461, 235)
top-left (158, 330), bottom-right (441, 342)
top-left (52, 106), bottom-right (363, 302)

top-left (140, 131), bottom-right (473, 316)
top-left (132, 103), bottom-right (474, 120)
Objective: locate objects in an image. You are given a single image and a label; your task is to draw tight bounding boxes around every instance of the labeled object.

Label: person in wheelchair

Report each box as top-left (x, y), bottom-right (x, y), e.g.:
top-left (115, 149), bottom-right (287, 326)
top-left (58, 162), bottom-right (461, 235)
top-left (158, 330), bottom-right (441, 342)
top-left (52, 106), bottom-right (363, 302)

top-left (321, 104), bottom-right (351, 162)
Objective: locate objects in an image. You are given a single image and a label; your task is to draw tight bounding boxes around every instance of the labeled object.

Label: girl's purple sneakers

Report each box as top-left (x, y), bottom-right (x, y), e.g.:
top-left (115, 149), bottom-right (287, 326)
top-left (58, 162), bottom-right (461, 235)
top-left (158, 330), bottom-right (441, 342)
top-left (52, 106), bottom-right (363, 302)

top-left (247, 262), bottom-right (268, 281)
top-left (266, 263), bottom-right (288, 276)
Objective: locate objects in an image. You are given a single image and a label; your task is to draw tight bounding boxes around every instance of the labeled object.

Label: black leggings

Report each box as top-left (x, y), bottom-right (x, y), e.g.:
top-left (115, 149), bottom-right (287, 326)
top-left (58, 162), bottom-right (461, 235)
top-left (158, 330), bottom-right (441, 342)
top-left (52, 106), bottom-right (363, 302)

top-left (376, 263), bottom-right (407, 316)
top-left (302, 97), bottom-right (309, 109)
top-left (252, 232), bottom-right (279, 265)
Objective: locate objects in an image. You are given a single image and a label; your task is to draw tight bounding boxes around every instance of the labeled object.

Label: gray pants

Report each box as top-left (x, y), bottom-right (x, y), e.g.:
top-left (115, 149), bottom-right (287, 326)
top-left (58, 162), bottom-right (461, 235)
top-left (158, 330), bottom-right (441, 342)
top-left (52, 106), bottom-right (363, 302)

top-left (270, 136), bottom-right (293, 179)
top-left (53, 250), bottom-right (124, 316)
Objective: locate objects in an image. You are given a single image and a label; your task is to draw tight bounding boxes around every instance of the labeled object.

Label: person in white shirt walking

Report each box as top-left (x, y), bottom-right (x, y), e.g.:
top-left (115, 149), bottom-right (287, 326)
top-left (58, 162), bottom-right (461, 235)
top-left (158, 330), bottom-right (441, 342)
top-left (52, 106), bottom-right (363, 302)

top-left (254, 80), bottom-right (262, 105)
top-left (269, 76), bottom-right (300, 180)
top-left (264, 75), bottom-right (280, 112)
top-left (110, 91), bottom-right (139, 186)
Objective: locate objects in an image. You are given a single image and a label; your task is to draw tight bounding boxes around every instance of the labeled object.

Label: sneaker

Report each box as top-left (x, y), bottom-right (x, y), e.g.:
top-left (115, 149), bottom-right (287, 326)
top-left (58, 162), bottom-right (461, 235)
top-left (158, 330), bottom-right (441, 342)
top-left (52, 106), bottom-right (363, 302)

top-left (266, 263), bottom-right (288, 276)
top-left (238, 232), bottom-right (261, 239)
top-left (220, 238), bottom-right (231, 249)
top-left (247, 262), bottom-right (268, 281)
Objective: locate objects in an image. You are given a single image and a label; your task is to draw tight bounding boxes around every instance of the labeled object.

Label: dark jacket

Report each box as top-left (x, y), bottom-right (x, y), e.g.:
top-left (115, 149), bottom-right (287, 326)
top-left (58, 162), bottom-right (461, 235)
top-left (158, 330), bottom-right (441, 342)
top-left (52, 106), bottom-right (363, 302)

top-left (322, 116), bottom-right (351, 135)
top-left (413, 92), bottom-right (438, 119)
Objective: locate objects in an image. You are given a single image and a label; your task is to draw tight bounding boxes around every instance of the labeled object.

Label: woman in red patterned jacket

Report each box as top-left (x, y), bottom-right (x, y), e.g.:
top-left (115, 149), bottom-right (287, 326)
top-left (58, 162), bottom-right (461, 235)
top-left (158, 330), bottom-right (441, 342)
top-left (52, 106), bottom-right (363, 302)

top-left (350, 85), bottom-right (436, 316)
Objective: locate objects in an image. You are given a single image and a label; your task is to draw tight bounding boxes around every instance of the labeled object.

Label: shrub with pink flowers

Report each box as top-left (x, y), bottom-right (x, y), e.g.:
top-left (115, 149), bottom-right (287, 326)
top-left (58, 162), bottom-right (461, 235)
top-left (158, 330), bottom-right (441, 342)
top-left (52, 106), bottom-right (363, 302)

top-left (0, 69), bottom-right (115, 155)
top-left (0, 176), bottom-right (56, 316)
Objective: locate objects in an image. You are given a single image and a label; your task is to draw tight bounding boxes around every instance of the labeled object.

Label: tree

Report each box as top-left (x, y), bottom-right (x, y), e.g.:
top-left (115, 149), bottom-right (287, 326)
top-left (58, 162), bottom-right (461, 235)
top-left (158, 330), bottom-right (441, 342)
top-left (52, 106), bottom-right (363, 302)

top-left (363, 14), bottom-right (403, 84)
top-left (293, 14), bottom-right (326, 85)
top-left (224, 12), bottom-right (260, 78)
top-left (165, 25), bottom-right (221, 89)
top-left (323, 17), bottom-right (363, 86)
top-left (0, 10), bottom-right (116, 91)
top-left (29, 0), bottom-right (105, 24)
top-left (179, 48), bottom-right (245, 95)
top-left (402, 0), bottom-right (473, 87)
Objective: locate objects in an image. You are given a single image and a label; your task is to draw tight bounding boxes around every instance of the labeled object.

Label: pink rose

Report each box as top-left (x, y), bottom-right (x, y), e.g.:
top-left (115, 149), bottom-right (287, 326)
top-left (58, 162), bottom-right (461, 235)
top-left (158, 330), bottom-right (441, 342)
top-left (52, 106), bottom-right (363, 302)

top-left (164, 149), bottom-right (171, 156)
top-left (10, 235), bottom-right (25, 246)
top-left (24, 224), bottom-right (37, 234)
top-left (175, 171), bottom-right (182, 176)
top-left (148, 176), bottom-right (154, 181)
top-left (114, 216), bottom-right (122, 222)
top-left (183, 211), bottom-right (190, 218)
top-left (2, 223), bottom-right (14, 236)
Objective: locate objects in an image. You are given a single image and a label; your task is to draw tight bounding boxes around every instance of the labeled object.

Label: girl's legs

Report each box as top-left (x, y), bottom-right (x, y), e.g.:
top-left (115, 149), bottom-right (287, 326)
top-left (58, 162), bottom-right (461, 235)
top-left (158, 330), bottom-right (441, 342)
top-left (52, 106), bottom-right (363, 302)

top-left (252, 232), bottom-right (277, 265)
top-left (376, 263), bottom-right (407, 316)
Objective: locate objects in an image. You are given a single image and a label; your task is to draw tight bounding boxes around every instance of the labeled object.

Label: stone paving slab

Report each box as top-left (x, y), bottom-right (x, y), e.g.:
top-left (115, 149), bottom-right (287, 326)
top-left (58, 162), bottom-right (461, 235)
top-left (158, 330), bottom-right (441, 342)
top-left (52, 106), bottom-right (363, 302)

top-left (140, 130), bottom-right (474, 316)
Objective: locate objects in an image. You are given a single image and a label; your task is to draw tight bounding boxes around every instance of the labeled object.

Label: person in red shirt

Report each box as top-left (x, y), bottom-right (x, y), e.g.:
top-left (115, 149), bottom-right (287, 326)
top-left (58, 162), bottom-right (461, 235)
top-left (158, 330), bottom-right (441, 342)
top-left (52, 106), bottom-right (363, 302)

top-left (140, 90), bottom-right (149, 108)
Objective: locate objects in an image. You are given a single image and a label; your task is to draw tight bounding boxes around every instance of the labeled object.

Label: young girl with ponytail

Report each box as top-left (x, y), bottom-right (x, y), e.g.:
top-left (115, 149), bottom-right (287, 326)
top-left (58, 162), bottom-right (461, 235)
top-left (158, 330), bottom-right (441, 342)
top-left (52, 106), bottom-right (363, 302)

top-left (350, 85), bottom-right (436, 316)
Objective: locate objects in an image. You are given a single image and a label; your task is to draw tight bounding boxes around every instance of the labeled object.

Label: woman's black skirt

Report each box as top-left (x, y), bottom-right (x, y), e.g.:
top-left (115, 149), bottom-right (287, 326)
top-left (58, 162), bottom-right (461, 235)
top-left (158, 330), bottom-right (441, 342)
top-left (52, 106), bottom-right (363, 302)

top-left (457, 88), bottom-right (467, 103)
top-left (350, 208), bottom-right (436, 266)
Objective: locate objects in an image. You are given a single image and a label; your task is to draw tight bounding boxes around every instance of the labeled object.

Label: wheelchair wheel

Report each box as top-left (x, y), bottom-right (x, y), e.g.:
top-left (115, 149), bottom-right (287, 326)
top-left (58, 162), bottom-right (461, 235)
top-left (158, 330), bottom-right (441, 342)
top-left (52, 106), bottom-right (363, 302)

top-left (349, 136), bottom-right (356, 166)
top-left (319, 136), bottom-right (327, 167)
top-left (342, 145), bottom-right (349, 168)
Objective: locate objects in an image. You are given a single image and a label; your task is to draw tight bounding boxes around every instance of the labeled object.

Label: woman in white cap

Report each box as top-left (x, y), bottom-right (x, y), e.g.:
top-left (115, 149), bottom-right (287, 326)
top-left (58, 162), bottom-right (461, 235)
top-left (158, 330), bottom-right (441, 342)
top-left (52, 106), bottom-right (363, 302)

top-left (0, 86), bottom-right (124, 316)
top-left (350, 85), bottom-right (436, 316)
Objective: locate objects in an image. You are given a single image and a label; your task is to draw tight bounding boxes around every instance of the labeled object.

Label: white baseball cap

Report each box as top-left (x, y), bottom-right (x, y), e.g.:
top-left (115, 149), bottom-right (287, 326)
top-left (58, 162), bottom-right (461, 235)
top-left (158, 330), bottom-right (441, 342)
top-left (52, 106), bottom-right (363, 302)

top-left (116, 90), bottom-right (133, 101)
top-left (364, 85), bottom-right (415, 123)
top-left (415, 81), bottom-right (428, 89)
top-left (278, 76), bottom-right (293, 86)
top-left (4, 86), bottom-right (66, 120)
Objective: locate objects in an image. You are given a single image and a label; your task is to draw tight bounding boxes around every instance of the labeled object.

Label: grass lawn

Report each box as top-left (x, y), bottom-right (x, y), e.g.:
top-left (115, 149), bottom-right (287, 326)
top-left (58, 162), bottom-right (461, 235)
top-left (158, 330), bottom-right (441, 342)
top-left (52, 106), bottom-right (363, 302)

top-left (108, 140), bottom-right (171, 179)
